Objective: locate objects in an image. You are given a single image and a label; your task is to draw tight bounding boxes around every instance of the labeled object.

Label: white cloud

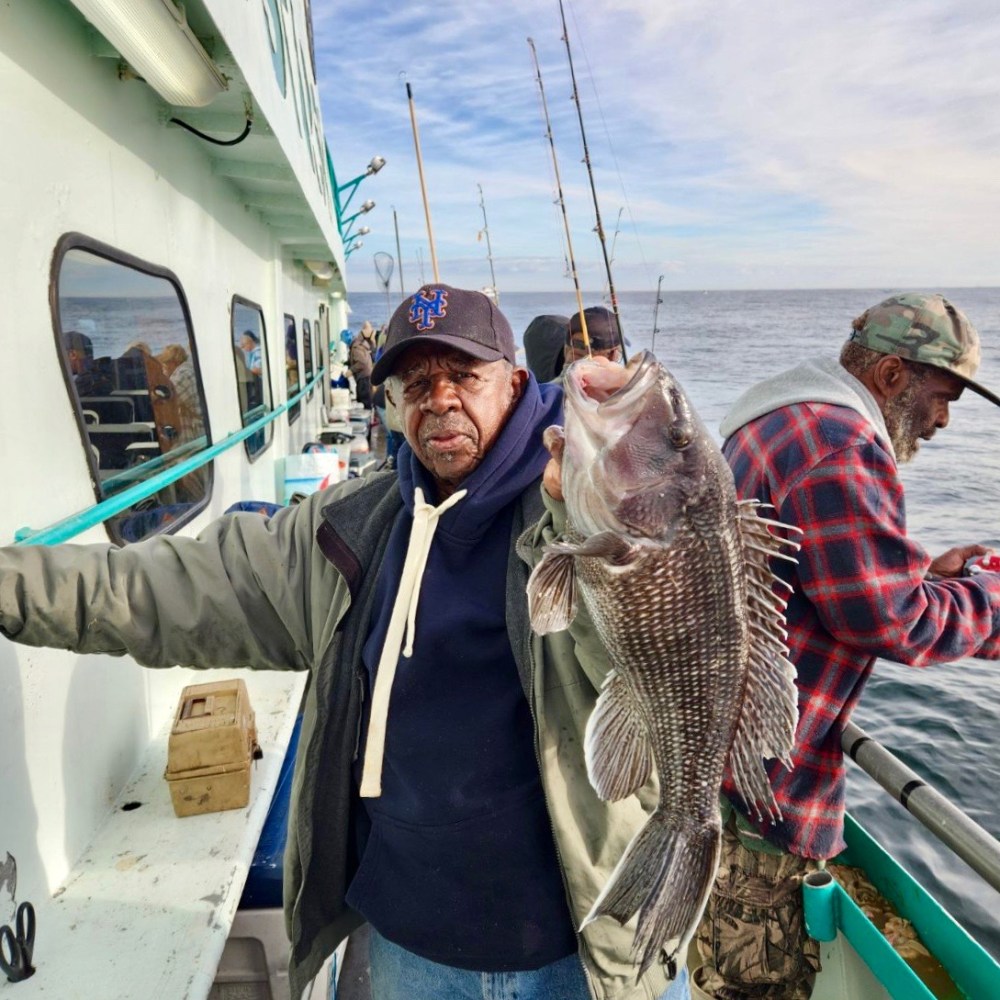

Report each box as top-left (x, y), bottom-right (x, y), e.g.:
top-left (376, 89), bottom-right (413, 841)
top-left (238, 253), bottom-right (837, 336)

top-left (314, 0), bottom-right (1000, 291)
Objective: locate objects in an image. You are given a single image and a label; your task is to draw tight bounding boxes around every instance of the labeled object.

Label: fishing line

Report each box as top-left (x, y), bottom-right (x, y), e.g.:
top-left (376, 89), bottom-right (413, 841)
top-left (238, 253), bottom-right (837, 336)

top-left (558, 0), bottom-right (624, 358)
top-left (527, 37), bottom-right (590, 353)
top-left (565, 2), bottom-right (657, 293)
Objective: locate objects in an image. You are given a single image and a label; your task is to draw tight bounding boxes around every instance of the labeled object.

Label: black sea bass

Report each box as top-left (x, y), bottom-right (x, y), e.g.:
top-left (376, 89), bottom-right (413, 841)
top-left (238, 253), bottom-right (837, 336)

top-left (528, 351), bottom-right (800, 976)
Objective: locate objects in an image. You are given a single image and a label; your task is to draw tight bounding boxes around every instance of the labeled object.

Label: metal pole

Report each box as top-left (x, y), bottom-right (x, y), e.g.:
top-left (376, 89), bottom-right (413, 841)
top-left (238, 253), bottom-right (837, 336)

top-left (527, 36), bottom-right (589, 352)
top-left (843, 721), bottom-right (1000, 894)
top-left (477, 183), bottom-right (499, 305)
top-left (406, 82), bottom-right (439, 283)
top-left (651, 274), bottom-right (664, 354)
top-left (393, 207), bottom-right (405, 296)
top-left (557, 0), bottom-right (624, 359)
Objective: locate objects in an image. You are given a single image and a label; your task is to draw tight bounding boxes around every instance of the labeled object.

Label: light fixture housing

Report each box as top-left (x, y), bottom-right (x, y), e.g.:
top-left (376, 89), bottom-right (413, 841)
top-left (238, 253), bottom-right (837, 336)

top-left (303, 260), bottom-right (334, 281)
top-left (70, 0), bottom-right (228, 107)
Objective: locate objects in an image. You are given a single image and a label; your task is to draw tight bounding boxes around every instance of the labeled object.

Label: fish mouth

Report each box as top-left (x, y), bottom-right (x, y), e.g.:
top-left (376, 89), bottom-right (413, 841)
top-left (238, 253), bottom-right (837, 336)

top-left (565, 350), bottom-right (661, 422)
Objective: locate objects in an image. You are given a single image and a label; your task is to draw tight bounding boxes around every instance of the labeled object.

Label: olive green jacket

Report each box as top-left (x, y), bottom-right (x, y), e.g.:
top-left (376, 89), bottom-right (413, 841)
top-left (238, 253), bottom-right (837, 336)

top-left (0, 473), bottom-right (667, 1000)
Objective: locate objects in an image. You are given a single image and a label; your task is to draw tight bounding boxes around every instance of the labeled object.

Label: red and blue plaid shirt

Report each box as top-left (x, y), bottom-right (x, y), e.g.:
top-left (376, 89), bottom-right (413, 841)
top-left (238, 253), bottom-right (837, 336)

top-left (722, 401), bottom-right (1000, 858)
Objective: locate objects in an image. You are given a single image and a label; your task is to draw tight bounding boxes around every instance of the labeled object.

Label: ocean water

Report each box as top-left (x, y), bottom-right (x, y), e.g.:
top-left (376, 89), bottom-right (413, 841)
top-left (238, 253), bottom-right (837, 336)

top-left (349, 286), bottom-right (1000, 960)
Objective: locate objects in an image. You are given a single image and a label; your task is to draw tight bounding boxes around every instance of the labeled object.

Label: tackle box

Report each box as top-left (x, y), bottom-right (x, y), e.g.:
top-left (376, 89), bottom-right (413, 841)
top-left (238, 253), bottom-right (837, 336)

top-left (164, 679), bottom-right (260, 818)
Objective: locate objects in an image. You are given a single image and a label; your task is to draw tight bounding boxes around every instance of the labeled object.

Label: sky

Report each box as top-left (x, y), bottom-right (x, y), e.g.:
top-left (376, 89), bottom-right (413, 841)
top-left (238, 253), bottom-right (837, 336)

top-left (312, 0), bottom-right (1000, 294)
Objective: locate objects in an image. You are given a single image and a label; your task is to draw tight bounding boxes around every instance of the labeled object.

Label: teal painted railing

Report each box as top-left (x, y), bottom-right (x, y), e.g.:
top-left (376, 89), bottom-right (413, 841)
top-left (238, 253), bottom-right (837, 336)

top-left (807, 813), bottom-right (1000, 999)
top-left (14, 370), bottom-right (326, 546)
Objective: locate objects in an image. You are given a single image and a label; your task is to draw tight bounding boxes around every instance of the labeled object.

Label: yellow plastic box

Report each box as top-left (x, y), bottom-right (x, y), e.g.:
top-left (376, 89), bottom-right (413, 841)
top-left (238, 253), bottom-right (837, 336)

top-left (164, 679), bottom-right (260, 818)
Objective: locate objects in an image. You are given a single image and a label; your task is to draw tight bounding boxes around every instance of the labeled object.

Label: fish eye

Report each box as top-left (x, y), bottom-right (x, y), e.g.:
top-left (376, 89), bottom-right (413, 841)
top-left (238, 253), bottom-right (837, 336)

top-left (669, 425), bottom-right (691, 449)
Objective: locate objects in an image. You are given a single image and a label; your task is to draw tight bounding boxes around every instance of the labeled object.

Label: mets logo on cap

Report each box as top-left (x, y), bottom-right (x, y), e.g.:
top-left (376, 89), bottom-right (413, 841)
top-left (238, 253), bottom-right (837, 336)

top-left (409, 287), bottom-right (448, 331)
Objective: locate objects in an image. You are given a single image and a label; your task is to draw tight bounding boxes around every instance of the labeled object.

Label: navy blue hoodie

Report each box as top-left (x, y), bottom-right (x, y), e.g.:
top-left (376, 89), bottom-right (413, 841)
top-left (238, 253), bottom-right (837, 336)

top-left (346, 376), bottom-right (578, 971)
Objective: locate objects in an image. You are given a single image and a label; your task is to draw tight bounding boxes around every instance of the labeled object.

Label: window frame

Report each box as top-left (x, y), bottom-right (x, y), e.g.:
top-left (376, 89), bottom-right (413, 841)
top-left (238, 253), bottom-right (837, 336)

top-left (284, 312), bottom-right (301, 424)
top-left (231, 293), bottom-right (275, 463)
top-left (302, 317), bottom-right (314, 399)
top-left (50, 231), bottom-right (213, 543)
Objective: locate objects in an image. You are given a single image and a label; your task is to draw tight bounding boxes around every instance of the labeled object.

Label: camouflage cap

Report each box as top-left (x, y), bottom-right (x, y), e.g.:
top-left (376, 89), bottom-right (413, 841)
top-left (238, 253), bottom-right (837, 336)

top-left (849, 292), bottom-right (1000, 407)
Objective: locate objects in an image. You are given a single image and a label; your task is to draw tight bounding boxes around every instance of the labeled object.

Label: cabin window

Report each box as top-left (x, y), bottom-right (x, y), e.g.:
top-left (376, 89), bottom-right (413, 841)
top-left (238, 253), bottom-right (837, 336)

top-left (317, 305), bottom-right (328, 377)
top-left (285, 313), bottom-right (301, 423)
top-left (231, 297), bottom-right (274, 461)
top-left (302, 318), bottom-right (313, 398)
top-left (262, 0), bottom-right (286, 96)
top-left (53, 237), bottom-right (212, 544)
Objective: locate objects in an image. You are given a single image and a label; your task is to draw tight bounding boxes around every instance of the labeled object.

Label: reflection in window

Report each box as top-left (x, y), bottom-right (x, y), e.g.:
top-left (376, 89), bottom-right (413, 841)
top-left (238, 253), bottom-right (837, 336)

top-left (232, 297), bottom-right (274, 460)
top-left (55, 240), bottom-right (211, 544)
top-left (285, 313), bottom-right (300, 423)
top-left (303, 318), bottom-right (313, 398)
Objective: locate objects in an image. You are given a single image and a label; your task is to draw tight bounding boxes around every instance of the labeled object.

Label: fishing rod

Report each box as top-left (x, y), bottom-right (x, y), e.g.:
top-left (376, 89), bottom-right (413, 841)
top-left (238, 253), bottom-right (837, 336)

top-left (651, 274), bottom-right (664, 354)
top-left (392, 207), bottom-right (405, 296)
top-left (557, 0), bottom-right (625, 360)
top-left (477, 183), bottom-right (500, 305)
top-left (527, 36), bottom-right (590, 351)
top-left (405, 81), bottom-right (440, 283)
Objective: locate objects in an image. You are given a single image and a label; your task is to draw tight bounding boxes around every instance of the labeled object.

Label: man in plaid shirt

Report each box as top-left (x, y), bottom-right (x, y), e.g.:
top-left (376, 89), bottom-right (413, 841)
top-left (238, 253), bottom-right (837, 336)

top-left (694, 293), bottom-right (1000, 1000)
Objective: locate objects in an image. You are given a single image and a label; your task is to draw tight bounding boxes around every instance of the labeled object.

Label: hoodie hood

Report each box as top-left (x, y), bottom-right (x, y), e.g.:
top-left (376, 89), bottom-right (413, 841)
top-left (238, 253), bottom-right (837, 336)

top-left (719, 357), bottom-right (894, 461)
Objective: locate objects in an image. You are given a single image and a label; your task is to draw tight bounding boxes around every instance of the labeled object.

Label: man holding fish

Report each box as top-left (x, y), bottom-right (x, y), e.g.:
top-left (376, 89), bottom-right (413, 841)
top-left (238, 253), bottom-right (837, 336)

top-left (0, 284), bottom-right (698, 1000)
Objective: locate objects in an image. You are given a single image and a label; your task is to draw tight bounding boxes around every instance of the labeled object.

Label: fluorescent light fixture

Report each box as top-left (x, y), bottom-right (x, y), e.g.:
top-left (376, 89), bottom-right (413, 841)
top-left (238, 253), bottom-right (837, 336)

top-left (304, 260), bottom-right (334, 281)
top-left (70, 0), bottom-right (228, 107)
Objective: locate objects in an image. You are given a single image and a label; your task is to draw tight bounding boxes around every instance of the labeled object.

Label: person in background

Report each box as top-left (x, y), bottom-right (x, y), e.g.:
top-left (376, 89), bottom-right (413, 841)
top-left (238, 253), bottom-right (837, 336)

top-left (349, 319), bottom-right (376, 408)
top-left (694, 292), bottom-right (1000, 1000)
top-left (240, 330), bottom-right (263, 377)
top-left (561, 306), bottom-right (624, 374)
top-left (158, 344), bottom-right (204, 444)
top-left (62, 330), bottom-right (113, 396)
top-left (113, 340), bottom-right (155, 391)
top-left (0, 283), bottom-right (689, 1000)
top-left (155, 343), bottom-right (207, 502)
top-left (371, 325), bottom-right (405, 468)
top-left (523, 313), bottom-right (569, 383)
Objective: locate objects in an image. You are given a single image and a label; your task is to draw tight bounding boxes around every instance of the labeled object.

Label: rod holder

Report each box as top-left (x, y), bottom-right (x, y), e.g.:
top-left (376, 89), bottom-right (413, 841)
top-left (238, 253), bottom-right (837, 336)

top-left (803, 869), bottom-right (838, 942)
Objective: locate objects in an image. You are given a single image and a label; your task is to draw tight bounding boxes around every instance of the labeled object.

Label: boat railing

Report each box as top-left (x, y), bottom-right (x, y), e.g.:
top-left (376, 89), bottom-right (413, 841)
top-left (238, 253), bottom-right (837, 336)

top-left (842, 720), bottom-right (1000, 893)
top-left (13, 369), bottom-right (325, 547)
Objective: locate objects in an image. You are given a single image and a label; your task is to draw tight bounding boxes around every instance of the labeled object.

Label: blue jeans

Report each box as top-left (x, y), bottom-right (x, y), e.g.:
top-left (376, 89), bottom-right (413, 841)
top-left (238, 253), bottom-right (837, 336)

top-left (368, 927), bottom-right (691, 1000)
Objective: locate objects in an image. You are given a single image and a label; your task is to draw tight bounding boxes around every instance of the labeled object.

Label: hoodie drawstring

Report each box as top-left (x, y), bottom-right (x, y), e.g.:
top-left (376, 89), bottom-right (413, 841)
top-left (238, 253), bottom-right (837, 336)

top-left (359, 486), bottom-right (467, 797)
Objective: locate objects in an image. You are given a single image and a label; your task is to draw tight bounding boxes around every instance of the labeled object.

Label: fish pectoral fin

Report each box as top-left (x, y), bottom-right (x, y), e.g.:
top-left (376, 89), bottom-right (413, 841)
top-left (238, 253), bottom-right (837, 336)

top-left (527, 547), bottom-right (578, 634)
top-left (585, 671), bottom-right (653, 801)
top-left (555, 531), bottom-right (638, 565)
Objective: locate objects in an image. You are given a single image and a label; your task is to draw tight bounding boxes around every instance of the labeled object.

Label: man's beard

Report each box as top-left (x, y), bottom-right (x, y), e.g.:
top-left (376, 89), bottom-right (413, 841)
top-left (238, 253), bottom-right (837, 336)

top-left (883, 379), bottom-right (929, 464)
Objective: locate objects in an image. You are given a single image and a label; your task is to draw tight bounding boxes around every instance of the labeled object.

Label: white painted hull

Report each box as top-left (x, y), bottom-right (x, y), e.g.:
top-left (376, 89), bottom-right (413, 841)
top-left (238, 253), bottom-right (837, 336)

top-left (0, 2), bottom-right (350, 994)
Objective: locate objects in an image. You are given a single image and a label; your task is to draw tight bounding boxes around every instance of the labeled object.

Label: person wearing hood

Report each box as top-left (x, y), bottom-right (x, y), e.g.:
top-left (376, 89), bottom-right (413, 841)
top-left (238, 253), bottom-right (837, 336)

top-left (0, 284), bottom-right (688, 1000)
top-left (693, 293), bottom-right (1000, 1000)
top-left (523, 313), bottom-right (569, 383)
top-left (349, 319), bottom-right (377, 408)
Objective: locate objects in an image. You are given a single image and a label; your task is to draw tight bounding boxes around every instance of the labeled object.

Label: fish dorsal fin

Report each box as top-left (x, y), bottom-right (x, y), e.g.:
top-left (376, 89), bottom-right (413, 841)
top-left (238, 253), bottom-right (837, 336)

top-left (585, 670), bottom-right (653, 801)
top-left (727, 500), bottom-right (802, 822)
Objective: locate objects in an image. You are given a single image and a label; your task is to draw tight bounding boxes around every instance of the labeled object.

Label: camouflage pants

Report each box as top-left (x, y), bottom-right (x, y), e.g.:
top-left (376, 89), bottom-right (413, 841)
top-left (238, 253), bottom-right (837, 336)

top-left (693, 818), bottom-right (821, 1000)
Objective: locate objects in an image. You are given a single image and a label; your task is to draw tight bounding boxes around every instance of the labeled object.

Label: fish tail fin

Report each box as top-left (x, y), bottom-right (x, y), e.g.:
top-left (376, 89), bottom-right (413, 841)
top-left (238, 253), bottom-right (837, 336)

top-left (584, 812), bottom-right (720, 979)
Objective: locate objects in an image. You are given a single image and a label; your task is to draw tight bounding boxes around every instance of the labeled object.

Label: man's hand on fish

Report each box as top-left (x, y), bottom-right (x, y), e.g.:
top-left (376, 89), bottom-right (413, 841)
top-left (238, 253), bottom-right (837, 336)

top-left (543, 356), bottom-right (630, 502)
